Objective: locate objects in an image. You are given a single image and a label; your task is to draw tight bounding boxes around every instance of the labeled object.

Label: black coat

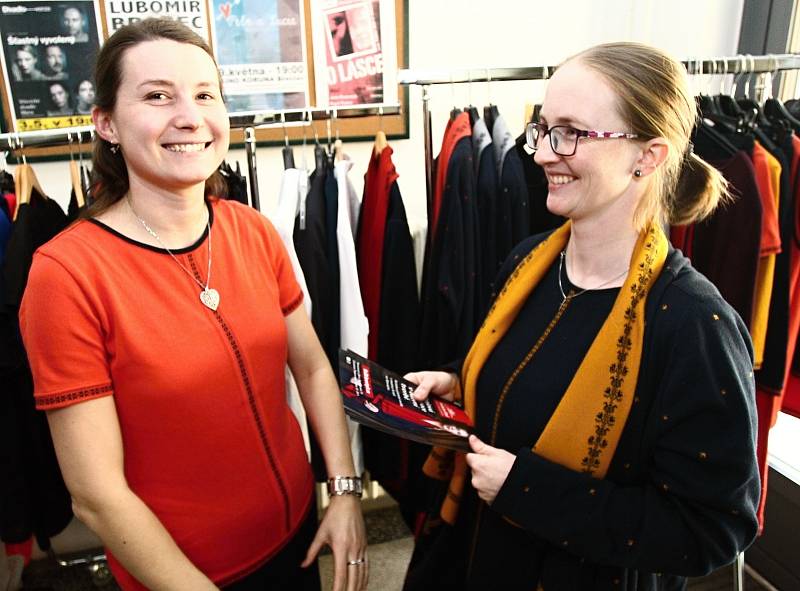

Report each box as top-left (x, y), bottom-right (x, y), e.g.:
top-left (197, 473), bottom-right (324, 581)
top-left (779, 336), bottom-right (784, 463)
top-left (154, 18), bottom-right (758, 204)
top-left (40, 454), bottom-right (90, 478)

top-left (419, 137), bottom-right (480, 368)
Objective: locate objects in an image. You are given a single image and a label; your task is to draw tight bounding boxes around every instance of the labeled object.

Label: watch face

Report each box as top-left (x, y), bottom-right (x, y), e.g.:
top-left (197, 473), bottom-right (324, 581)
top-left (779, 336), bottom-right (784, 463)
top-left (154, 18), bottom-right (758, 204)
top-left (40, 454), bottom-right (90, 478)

top-left (329, 477), bottom-right (363, 496)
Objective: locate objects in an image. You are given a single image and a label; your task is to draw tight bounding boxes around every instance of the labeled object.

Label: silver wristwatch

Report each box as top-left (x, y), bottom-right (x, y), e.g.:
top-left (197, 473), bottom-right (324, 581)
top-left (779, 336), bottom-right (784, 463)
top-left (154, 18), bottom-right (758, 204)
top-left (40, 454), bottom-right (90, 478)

top-left (327, 475), bottom-right (363, 497)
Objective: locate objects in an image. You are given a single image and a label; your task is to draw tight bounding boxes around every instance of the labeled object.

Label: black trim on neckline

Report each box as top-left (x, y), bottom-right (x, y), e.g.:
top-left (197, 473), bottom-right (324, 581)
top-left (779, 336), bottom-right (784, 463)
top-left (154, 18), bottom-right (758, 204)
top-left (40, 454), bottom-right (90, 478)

top-left (88, 200), bottom-right (215, 254)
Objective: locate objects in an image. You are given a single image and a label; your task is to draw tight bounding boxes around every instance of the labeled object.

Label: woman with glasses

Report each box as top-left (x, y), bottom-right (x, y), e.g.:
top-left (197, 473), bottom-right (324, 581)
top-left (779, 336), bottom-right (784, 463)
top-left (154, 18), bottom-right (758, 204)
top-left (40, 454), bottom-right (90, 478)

top-left (403, 42), bottom-right (759, 591)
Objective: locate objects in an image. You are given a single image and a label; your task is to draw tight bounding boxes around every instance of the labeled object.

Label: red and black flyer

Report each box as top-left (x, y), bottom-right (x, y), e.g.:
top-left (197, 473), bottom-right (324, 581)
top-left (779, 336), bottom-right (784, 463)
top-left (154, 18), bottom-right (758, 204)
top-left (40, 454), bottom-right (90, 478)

top-left (338, 349), bottom-right (473, 451)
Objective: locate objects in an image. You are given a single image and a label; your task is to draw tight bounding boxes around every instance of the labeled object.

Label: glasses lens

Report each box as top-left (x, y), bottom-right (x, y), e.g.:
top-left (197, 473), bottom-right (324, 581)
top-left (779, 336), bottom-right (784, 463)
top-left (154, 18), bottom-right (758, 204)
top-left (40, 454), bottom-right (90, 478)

top-left (551, 126), bottom-right (578, 156)
top-left (526, 122), bottom-right (541, 150)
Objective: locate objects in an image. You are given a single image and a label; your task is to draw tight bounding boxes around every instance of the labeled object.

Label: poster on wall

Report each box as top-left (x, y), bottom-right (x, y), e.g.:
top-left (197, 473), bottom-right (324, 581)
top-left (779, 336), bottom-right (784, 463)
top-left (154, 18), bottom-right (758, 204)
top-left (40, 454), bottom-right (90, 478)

top-left (103, 0), bottom-right (210, 42)
top-left (208, 0), bottom-right (308, 115)
top-left (310, 0), bottom-right (397, 107)
top-left (0, 0), bottom-right (101, 131)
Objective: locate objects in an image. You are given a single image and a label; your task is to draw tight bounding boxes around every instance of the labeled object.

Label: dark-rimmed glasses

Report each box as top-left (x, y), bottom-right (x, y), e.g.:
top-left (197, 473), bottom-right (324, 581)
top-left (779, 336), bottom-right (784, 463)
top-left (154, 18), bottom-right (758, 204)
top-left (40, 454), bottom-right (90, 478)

top-left (525, 122), bottom-right (638, 156)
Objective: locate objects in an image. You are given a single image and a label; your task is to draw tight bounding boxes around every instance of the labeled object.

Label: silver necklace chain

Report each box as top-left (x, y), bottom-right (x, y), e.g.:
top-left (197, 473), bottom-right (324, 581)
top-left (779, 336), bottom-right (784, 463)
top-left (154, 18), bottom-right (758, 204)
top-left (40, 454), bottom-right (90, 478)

top-left (127, 197), bottom-right (218, 310)
top-left (557, 250), bottom-right (628, 303)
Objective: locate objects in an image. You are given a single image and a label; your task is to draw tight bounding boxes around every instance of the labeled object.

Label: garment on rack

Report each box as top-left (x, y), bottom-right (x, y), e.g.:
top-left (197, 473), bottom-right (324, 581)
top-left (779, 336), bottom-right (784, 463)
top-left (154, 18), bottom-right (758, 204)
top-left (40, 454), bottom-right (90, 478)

top-left (419, 111), bottom-right (480, 367)
top-left (472, 117), bottom-right (497, 314)
top-left (682, 127), bottom-right (762, 327)
top-left (755, 131), bottom-right (793, 394)
top-left (334, 157), bottom-right (366, 476)
top-left (323, 160), bottom-right (341, 369)
top-left (357, 146), bottom-right (400, 359)
top-left (293, 157), bottom-right (345, 480)
top-left (356, 145), bottom-right (420, 502)
top-left (749, 141), bottom-right (782, 368)
top-left (492, 113), bottom-right (530, 259)
top-left (1, 188), bottom-right (72, 548)
top-left (219, 161), bottom-right (248, 205)
top-left (514, 133), bottom-right (564, 235)
top-left (270, 167), bottom-right (313, 457)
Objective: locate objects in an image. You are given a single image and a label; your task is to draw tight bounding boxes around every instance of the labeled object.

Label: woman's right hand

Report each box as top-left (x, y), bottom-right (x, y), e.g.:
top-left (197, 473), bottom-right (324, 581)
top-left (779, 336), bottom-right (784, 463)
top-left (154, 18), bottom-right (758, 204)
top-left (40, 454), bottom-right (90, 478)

top-left (404, 371), bottom-right (458, 403)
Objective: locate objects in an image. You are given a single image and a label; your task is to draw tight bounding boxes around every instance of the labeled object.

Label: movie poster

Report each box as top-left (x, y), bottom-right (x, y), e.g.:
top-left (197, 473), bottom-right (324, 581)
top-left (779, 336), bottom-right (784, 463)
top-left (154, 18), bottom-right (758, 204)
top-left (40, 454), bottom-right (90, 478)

top-left (209, 0), bottom-right (308, 114)
top-left (0, 0), bottom-right (102, 131)
top-left (104, 0), bottom-right (210, 42)
top-left (311, 0), bottom-right (397, 107)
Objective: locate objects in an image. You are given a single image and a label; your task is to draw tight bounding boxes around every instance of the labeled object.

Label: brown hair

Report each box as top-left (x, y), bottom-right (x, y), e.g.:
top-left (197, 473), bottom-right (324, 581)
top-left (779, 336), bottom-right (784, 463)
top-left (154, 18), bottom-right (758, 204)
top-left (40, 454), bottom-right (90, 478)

top-left (85, 18), bottom-right (226, 218)
top-left (570, 42), bottom-right (729, 229)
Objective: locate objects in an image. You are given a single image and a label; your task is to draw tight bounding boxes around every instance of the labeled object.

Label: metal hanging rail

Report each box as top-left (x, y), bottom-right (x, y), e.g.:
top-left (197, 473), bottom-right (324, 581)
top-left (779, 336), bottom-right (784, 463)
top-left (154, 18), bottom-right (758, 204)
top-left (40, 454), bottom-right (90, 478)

top-left (397, 53), bottom-right (800, 86)
top-left (229, 103), bottom-right (401, 128)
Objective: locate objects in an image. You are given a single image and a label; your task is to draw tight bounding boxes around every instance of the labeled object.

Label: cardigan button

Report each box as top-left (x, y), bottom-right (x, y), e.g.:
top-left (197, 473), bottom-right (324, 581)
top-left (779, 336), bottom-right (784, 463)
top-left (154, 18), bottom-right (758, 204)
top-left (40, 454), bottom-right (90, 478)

top-left (522, 485), bottom-right (531, 493)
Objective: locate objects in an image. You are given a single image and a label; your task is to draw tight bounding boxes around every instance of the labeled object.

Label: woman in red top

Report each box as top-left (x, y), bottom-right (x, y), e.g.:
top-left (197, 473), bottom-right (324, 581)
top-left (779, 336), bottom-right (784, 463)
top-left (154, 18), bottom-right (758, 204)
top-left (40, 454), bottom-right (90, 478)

top-left (20, 19), bottom-right (367, 591)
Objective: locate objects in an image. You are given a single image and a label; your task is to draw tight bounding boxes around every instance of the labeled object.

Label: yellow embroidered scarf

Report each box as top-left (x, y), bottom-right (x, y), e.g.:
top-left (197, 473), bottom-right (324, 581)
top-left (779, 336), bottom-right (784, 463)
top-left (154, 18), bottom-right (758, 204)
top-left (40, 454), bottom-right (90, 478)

top-left (424, 221), bottom-right (668, 524)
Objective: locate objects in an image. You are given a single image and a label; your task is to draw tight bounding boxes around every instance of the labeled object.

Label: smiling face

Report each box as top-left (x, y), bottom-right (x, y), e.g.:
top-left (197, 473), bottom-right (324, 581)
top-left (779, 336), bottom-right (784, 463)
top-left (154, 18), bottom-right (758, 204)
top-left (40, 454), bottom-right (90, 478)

top-left (534, 60), bottom-right (642, 225)
top-left (94, 39), bottom-right (229, 198)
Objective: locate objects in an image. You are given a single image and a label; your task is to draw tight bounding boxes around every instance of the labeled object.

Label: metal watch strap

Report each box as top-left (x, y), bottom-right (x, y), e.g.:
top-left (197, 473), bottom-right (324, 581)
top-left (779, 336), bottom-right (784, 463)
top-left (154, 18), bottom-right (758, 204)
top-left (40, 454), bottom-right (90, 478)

top-left (327, 475), bottom-right (363, 497)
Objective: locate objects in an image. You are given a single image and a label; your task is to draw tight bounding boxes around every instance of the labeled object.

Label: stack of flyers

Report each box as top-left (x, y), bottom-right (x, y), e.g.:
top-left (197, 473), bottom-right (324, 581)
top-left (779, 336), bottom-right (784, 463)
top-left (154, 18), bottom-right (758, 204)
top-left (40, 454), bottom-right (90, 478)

top-left (338, 350), bottom-right (474, 452)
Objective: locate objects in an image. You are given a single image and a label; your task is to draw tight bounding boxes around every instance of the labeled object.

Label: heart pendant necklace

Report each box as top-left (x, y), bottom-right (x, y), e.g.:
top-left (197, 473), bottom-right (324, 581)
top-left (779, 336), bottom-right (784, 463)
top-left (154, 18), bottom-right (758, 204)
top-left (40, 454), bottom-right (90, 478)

top-left (128, 197), bottom-right (219, 311)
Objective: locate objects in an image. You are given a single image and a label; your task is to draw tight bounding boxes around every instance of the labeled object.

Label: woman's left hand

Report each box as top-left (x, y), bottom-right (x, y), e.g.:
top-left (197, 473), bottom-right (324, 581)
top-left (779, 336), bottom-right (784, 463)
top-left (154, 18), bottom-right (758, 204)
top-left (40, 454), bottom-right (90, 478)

top-left (302, 494), bottom-right (367, 591)
top-left (466, 435), bottom-right (517, 504)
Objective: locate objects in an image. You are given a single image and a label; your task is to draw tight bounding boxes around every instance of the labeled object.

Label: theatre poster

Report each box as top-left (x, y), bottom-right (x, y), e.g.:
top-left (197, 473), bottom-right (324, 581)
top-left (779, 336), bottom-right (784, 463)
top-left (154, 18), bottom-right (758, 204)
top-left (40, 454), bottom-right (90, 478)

top-left (310, 0), bottom-right (397, 108)
top-left (208, 0), bottom-right (309, 114)
top-left (0, 0), bottom-right (102, 131)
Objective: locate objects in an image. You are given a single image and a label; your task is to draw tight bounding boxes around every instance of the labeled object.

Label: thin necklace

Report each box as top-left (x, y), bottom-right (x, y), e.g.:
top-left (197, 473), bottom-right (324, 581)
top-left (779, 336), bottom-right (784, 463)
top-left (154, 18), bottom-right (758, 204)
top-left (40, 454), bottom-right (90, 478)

top-left (127, 197), bottom-right (219, 311)
top-left (557, 250), bottom-right (628, 304)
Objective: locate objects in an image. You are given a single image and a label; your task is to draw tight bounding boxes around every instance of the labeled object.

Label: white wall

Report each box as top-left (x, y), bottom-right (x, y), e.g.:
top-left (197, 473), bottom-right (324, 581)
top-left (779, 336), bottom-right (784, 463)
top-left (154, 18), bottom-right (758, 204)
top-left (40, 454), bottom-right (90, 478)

top-left (26, 0), bottom-right (744, 229)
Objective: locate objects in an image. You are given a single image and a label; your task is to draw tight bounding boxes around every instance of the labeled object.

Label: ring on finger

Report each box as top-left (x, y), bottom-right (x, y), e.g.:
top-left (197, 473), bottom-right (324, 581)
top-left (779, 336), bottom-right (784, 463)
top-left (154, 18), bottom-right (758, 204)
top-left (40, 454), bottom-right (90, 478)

top-left (347, 557), bottom-right (366, 566)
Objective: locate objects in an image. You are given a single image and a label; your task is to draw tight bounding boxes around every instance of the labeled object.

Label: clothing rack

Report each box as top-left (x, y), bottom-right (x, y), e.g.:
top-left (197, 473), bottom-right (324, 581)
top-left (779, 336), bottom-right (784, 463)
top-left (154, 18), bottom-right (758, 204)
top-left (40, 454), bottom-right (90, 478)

top-left (229, 104), bottom-right (401, 209)
top-left (0, 104), bottom-right (402, 150)
top-left (0, 104), bottom-right (401, 211)
top-left (398, 53), bottom-right (800, 208)
top-left (398, 54), bottom-right (800, 591)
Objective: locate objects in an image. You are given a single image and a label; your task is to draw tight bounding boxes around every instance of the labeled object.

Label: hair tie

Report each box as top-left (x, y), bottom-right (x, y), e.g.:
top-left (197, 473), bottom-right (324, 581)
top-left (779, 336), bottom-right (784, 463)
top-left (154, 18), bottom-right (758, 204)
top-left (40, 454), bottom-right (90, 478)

top-left (684, 141), bottom-right (694, 160)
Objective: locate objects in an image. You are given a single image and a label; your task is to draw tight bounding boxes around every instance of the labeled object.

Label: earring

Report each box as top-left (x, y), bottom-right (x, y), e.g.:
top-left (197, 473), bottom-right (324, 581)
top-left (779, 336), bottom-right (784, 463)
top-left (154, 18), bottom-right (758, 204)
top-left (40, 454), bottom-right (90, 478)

top-left (109, 143), bottom-right (119, 154)
top-left (634, 169), bottom-right (642, 177)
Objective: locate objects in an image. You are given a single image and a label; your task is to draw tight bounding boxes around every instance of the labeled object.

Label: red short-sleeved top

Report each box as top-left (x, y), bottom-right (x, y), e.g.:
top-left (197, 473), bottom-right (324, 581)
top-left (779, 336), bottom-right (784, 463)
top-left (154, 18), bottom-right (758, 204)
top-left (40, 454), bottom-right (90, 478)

top-left (19, 199), bottom-right (313, 589)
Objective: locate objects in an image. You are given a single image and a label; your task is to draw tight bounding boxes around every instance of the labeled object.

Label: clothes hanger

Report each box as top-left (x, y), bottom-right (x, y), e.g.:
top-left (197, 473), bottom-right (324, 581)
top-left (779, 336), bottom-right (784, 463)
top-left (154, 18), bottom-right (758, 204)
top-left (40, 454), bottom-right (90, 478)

top-left (325, 109), bottom-right (335, 165)
top-left (483, 68), bottom-right (499, 133)
top-left (297, 110), bottom-right (311, 230)
top-left (464, 71), bottom-right (479, 125)
top-left (281, 112), bottom-right (295, 169)
top-left (696, 58), bottom-right (721, 117)
top-left (310, 109), bottom-right (326, 172)
top-left (374, 105), bottom-right (388, 155)
top-left (737, 55), bottom-right (769, 129)
top-left (332, 109), bottom-right (344, 162)
top-left (762, 55), bottom-right (800, 131)
top-left (448, 73), bottom-right (461, 121)
top-left (68, 132), bottom-right (85, 208)
top-left (697, 58), bottom-right (741, 135)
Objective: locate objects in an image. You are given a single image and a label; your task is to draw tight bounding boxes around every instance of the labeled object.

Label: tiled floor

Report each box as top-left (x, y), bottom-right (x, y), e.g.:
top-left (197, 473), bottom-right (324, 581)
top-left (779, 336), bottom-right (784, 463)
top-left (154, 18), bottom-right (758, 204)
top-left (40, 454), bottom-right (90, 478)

top-left (19, 505), bottom-right (773, 590)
